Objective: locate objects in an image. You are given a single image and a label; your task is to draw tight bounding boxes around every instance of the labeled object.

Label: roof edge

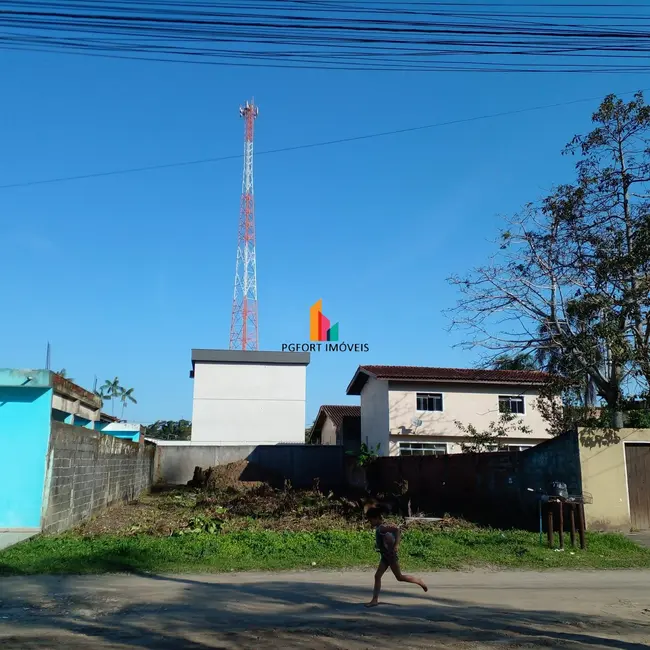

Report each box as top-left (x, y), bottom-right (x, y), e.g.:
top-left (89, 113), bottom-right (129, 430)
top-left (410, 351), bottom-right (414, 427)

top-left (191, 349), bottom-right (310, 371)
top-left (384, 377), bottom-right (548, 387)
top-left (346, 366), bottom-right (377, 395)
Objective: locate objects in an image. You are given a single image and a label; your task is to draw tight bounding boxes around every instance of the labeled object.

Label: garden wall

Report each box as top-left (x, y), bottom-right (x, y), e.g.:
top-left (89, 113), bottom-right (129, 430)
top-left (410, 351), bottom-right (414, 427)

top-left (42, 422), bottom-right (155, 533)
top-left (154, 443), bottom-right (346, 489)
top-left (366, 432), bottom-right (582, 529)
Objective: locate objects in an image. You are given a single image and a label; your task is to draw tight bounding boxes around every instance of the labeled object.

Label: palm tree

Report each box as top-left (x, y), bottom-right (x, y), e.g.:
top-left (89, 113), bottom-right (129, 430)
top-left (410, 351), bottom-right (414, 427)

top-left (56, 369), bottom-right (74, 382)
top-left (100, 377), bottom-right (123, 416)
top-left (120, 387), bottom-right (137, 419)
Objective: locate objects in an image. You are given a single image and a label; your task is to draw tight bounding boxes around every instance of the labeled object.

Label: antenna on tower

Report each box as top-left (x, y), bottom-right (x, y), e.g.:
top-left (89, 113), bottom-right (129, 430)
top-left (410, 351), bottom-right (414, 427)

top-left (229, 99), bottom-right (260, 351)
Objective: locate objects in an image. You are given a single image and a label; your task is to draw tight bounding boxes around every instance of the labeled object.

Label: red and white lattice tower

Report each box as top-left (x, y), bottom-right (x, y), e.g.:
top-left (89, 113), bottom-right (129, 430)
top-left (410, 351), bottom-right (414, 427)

top-left (229, 100), bottom-right (259, 350)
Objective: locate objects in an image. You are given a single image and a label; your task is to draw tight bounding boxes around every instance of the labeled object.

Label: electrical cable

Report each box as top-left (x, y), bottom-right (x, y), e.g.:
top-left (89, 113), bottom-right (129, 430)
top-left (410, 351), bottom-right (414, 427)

top-left (2, 86), bottom-right (648, 190)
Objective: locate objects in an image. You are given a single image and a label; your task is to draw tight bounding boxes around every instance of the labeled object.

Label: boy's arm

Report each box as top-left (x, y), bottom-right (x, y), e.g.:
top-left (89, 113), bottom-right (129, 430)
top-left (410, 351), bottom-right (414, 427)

top-left (381, 524), bottom-right (402, 550)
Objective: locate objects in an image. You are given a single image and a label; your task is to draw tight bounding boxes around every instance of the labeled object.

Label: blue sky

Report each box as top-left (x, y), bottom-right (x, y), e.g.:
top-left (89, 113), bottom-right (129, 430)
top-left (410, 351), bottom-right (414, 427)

top-left (1, 38), bottom-right (648, 424)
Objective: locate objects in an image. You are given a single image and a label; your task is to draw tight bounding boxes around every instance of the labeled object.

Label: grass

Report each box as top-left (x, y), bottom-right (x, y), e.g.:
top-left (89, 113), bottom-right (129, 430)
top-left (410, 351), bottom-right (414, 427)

top-left (2, 528), bottom-right (650, 576)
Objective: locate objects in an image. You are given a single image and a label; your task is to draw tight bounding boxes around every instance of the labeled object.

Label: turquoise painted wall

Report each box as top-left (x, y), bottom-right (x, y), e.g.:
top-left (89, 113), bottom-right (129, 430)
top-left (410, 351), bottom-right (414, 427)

top-left (0, 387), bottom-right (52, 529)
top-left (52, 408), bottom-right (73, 424)
top-left (108, 431), bottom-right (140, 442)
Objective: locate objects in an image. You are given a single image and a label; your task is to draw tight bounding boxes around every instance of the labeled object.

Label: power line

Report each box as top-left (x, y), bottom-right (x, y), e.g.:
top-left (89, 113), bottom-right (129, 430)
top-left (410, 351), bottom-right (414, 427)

top-left (2, 1), bottom-right (650, 73)
top-left (2, 87), bottom-right (648, 191)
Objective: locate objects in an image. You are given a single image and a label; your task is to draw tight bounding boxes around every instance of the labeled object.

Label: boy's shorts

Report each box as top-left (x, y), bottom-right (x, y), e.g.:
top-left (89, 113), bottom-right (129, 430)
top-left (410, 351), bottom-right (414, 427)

top-left (380, 551), bottom-right (398, 565)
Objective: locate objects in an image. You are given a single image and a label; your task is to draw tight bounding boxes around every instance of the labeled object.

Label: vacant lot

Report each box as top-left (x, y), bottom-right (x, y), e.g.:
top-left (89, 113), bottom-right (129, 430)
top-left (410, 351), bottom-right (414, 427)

top-left (1, 570), bottom-right (649, 649)
top-left (3, 465), bottom-right (649, 575)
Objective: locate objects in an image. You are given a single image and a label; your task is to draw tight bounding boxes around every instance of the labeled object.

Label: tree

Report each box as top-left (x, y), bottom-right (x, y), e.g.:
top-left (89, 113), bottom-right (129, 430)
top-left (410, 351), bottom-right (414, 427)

top-left (100, 377), bottom-right (123, 416)
top-left (448, 92), bottom-right (650, 429)
top-left (455, 411), bottom-right (532, 453)
top-left (490, 354), bottom-right (538, 371)
top-left (144, 420), bottom-right (191, 441)
top-left (120, 387), bottom-right (137, 419)
top-left (56, 369), bottom-right (74, 382)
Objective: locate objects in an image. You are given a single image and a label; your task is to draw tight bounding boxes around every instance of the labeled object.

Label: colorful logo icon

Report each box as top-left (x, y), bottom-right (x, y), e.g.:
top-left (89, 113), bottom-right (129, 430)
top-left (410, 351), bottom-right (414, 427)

top-left (310, 299), bottom-right (339, 342)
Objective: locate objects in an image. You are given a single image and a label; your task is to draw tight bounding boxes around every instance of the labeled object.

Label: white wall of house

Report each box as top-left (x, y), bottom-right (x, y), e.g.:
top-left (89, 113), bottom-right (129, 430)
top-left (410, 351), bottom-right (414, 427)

top-left (360, 377), bottom-right (390, 454)
top-left (191, 353), bottom-right (309, 445)
top-left (320, 416), bottom-right (338, 446)
top-left (359, 379), bottom-right (550, 457)
top-left (388, 435), bottom-right (539, 457)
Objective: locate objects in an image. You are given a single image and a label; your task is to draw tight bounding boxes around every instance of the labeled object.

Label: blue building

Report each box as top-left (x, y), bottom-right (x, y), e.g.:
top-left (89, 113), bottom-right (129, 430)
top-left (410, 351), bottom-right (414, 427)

top-left (0, 369), bottom-right (142, 539)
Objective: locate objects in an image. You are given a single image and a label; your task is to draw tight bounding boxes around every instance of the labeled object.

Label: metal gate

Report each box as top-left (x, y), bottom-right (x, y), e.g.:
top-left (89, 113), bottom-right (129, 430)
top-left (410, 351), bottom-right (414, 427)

top-left (626, 443), bottom-right (650, 530)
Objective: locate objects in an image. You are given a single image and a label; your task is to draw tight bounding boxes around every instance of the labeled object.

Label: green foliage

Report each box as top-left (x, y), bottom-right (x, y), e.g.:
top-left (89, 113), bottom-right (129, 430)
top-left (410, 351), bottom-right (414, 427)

top-left (449, 92), bottom-right (650, 430)
top-left (2, 529), bottom-right (649, 576)
top-left (347, 442), bottom-right (381, 467)
top-left (490, 355), bottom-right (539, 371)
top-left (175, 514), bottom-right (224, 536)
top-left (455, 410), bottom-right (532, 453)
top-left (56, 369), bottom-right (74, 382)
top-left (95, 377), bottom-right (137, 419)
top-left (120, 387), bottom-right (137, 419)
top-left (626, 409), bottom-right (650, 429)
top-left (145, 420), bottom-right (191, 441)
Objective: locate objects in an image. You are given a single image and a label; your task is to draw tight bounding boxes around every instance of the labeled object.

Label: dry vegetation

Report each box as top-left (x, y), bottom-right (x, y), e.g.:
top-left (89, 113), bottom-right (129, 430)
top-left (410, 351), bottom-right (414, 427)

top-left (77, 460), bottom-right (471, 537)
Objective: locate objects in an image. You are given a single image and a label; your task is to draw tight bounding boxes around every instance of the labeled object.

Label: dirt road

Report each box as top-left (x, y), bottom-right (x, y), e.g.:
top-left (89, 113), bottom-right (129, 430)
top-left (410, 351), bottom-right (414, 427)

top-left (1, 570), bottom-right (649, 649)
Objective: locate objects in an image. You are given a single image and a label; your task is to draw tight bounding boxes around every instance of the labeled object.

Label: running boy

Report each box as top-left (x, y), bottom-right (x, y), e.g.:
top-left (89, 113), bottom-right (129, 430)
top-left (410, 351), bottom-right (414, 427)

top-left (365, 506), bottom-right (428, 607)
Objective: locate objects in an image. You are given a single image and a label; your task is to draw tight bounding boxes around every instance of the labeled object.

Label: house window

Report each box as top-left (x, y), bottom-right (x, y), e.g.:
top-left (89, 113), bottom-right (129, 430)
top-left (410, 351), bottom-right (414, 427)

top-left (399, 442), bottom-right (447, 456)
top-left (499, 395), bottom-right (525, 415)
top-left (416, 393), bottom-right (443, 412)
top-left (504, 444), bottom-right (533, 452)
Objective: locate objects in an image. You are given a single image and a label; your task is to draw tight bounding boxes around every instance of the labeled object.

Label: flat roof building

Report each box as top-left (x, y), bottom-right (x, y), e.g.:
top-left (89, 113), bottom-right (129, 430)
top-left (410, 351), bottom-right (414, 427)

top-left (190, 349), bottom-right (310, 445)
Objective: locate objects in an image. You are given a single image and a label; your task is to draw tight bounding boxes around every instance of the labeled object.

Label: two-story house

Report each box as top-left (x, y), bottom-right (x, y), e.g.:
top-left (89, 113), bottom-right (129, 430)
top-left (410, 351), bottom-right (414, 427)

top-left (346, 365), bottom-right (551, 456)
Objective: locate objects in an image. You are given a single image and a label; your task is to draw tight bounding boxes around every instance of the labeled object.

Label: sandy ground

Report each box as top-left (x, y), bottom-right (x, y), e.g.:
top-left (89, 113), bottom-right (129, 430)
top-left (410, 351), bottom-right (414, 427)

top-left (1, 570), bottom-right (650, 649)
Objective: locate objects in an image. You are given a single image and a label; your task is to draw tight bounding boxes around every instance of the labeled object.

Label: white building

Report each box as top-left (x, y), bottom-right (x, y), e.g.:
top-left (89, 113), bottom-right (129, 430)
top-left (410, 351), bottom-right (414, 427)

top-left (190, 349), bottom-right (310, 445)
top-left (346, 365), bottom-right (552, 456)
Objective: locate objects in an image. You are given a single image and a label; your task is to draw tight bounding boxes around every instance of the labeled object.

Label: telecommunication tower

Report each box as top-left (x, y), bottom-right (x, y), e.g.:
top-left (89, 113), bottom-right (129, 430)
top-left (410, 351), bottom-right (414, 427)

top-left (229, 100), bottom-right (260, 350)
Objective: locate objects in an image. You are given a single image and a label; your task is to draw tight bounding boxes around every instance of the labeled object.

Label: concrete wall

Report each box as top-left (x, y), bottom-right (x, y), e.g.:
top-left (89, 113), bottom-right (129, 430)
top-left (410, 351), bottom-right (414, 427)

top-left (0, 387), bottom-right (52, 530)
top-left (579, 428), bottom-right (650, 531)
top-left (387, 381), bottom-right (549, 442)
top-left (42, 422), bottom-right (155, 534)
top-left (154, 443), bottom-right (345, 488)
top-left (360, 377), bottom-right (389, 454)
top-left (192, 362), bottom-right (307, 445)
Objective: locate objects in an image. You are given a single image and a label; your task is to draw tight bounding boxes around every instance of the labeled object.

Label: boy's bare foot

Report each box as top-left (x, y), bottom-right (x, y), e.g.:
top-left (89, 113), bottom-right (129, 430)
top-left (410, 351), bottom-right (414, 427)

top-left (421, 583), bottom-right (428, 592)
top-left (365, 601), bottom-right (379, 608)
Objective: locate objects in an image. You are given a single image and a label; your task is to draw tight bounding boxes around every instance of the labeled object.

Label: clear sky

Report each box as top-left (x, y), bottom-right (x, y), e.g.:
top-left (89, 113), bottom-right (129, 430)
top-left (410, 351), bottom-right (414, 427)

top-left (1, 26), bottom-right (649, 424)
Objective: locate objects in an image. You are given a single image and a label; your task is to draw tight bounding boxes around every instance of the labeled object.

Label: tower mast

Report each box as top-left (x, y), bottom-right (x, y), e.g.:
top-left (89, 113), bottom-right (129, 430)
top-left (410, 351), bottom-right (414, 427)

top-left (229, 99), bottom-right (259, 351)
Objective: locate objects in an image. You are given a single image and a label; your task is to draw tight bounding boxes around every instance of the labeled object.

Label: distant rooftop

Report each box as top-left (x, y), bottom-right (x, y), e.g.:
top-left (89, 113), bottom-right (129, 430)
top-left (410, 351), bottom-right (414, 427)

top-left (315, 404), bottom-right (361, 430)
top-left (347, 365), bottom-right (549, 395)
top-left (0, 368), bottom-right (101, 409)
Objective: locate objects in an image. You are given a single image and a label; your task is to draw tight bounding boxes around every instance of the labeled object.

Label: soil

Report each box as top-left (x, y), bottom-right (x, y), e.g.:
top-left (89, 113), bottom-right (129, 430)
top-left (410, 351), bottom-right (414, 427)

top-left (189, 459), bottom-right (283, 490)
top-left (1, 570), bottom-right (649, 649)
top-left (74, 460), bottom-right (474, 538)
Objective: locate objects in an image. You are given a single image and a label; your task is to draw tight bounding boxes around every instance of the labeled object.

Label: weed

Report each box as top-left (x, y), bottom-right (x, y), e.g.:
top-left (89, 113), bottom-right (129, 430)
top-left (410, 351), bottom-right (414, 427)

top-left (2, 529), bottom-right (649, 576)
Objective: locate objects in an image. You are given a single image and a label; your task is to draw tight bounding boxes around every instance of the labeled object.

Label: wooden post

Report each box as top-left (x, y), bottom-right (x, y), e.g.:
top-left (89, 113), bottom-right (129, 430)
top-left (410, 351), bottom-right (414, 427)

top-left (558, 501), bottom-right (564, 550)
top-left (569, 505), bottom-right (577, 548)
top-left (547, 503), bottom-right (554, 548)
top-left (577, 503), bottom-right (586, 550)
